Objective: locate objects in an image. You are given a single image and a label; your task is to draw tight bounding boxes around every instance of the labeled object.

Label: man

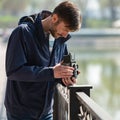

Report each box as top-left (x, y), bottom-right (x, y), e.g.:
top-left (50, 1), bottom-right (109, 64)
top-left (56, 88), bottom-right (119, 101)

top-left (5, 1), bottom-right (82, 120)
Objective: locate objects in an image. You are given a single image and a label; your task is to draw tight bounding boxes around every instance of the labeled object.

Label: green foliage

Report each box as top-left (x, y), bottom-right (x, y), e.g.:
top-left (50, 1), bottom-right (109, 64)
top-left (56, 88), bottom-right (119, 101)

top-left (0, 0), bottom-right (28, 15)
top-left (86, 18), bottom-right (111, 28)
top-left (0, 15), bottom-right (18, 28)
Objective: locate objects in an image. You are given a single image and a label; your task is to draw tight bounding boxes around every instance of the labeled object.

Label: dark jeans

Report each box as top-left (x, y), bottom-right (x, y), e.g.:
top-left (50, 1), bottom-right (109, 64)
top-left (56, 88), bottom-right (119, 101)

top-left (6, 112), bottom-right (53, 120)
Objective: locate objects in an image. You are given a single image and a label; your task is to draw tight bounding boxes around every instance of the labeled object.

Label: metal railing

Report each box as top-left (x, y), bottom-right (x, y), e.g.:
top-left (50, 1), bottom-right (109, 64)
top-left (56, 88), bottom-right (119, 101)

top-left (53, 84), bottom-right (113, 120)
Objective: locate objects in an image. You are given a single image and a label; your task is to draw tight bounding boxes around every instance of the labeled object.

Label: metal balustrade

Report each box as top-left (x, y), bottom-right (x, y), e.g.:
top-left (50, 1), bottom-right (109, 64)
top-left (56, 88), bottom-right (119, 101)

top-left (53, 84), bottom-right (113, 120)
top-left (76, 92), bottom-right (113, 120)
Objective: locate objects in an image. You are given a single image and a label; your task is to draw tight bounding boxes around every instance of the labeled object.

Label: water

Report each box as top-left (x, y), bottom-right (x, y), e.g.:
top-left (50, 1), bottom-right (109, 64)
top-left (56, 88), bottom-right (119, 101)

top-left (67, 35), bottom-right (120, 120)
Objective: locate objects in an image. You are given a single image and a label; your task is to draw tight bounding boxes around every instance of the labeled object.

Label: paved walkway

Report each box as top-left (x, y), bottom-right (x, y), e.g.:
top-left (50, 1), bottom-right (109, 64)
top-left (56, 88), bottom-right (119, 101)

top-left (0, 38), bottom-right (7, 119)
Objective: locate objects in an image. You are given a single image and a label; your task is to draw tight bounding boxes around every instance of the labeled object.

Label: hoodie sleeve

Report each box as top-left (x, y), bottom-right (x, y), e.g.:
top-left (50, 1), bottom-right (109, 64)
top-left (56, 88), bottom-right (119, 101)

top-left (6, 25), bottom-right (54, 82)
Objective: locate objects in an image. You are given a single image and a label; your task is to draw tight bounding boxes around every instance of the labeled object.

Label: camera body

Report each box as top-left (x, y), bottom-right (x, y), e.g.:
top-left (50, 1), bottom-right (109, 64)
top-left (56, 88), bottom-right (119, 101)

top-left (62, 53), bottom-right (79, 78)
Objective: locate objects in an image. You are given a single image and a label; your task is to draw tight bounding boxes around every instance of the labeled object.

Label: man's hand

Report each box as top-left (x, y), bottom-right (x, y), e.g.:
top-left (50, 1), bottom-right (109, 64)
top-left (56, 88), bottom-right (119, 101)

top-left (62, 77), bottom-right (77, 86)
top-left (53, 63), bottom-right (74, 78)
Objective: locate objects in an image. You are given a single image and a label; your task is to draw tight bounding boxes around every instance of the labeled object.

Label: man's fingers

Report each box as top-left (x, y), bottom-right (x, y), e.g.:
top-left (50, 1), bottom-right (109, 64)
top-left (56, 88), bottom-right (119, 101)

top-left (62, 77), bottom-right (77, 86)
top-left (62, 65), bottom-right (74, 70)
top-left (53, 63), bottom-right (75, 78)
top-left (71, 77), bottom-right (77, 83)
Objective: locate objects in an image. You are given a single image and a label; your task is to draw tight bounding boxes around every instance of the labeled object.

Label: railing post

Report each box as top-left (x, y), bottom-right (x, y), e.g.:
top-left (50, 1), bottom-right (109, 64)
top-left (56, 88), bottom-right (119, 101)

top-left (68, 85), bottom-right (92, 120)
top-left (53, 86), bottom-right (58, 120)
top-left (53, 85), bottom-right (69, 120)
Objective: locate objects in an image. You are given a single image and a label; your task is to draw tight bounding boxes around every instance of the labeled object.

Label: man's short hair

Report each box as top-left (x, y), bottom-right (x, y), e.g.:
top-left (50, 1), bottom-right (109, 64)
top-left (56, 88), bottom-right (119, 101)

top-left (53, 1), bottom-right (82, 31)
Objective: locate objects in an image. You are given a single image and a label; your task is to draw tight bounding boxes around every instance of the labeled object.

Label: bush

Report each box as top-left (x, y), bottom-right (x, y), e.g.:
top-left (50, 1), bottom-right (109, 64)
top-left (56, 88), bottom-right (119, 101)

top-left (86, 18), bottom-right (111, 28)
top-left (0, 15), bottom-right (18, 28)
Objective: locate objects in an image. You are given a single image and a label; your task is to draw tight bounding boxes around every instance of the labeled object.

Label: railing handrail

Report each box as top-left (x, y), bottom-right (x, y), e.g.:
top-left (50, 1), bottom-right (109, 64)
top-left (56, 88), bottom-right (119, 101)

top-left (76, 92), bottom-right (113, 120)
top-left (53, 85), bottom-right (113, 120)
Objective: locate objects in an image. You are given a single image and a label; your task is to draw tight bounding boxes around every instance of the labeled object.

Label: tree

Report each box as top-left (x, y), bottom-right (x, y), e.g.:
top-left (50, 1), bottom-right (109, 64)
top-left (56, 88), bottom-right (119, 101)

top-left (1, 0), bottom-right (28, 15)
top-left (100, 0), bottom-right (120, 21)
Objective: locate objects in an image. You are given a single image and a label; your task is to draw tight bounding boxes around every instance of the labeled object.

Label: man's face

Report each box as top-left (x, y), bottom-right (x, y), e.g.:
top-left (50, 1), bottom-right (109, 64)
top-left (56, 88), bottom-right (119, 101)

top-left (49, 14), bottom-right (71, 39)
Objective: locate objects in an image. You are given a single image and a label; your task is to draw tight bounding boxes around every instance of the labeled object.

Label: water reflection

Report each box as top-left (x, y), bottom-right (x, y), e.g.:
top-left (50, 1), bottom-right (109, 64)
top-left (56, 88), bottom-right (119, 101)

top-left (68, 35), bottom-right (120, 120)
top-left (77, 59), bottom-right (120, 119)
top-left (86, 64), bottom-right (102, 87)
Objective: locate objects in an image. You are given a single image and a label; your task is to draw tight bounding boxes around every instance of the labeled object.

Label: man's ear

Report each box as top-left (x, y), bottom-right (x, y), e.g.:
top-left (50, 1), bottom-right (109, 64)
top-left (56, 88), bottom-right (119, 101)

top-left (51, 14), bottom-right (59, 23)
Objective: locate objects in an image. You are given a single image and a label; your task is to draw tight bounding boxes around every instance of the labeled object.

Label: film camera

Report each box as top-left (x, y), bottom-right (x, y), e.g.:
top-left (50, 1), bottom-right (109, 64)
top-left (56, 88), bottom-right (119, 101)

top-left (62, 53), bottom-right (79, 78)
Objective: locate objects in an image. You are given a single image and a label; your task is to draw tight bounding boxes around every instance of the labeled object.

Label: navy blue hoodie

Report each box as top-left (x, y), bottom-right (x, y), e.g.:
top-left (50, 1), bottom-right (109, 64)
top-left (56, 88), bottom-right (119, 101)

top-left (5, 11), bottom-right (71, 119)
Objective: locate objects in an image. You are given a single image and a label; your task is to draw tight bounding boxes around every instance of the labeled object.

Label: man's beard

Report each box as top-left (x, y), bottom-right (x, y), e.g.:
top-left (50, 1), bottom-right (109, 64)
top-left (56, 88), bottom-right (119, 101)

top-left (49, 21), bottom-right (60, 38)
top-left (49, 28), bottom-right (56, 38)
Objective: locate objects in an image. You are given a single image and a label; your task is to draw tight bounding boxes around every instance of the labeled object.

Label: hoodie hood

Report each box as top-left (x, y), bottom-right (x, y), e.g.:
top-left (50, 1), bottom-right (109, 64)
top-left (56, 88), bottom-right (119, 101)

top-left (18, 10), bottom-right (52, 25)
top-left (18, 10), bottom-right (71, 42)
